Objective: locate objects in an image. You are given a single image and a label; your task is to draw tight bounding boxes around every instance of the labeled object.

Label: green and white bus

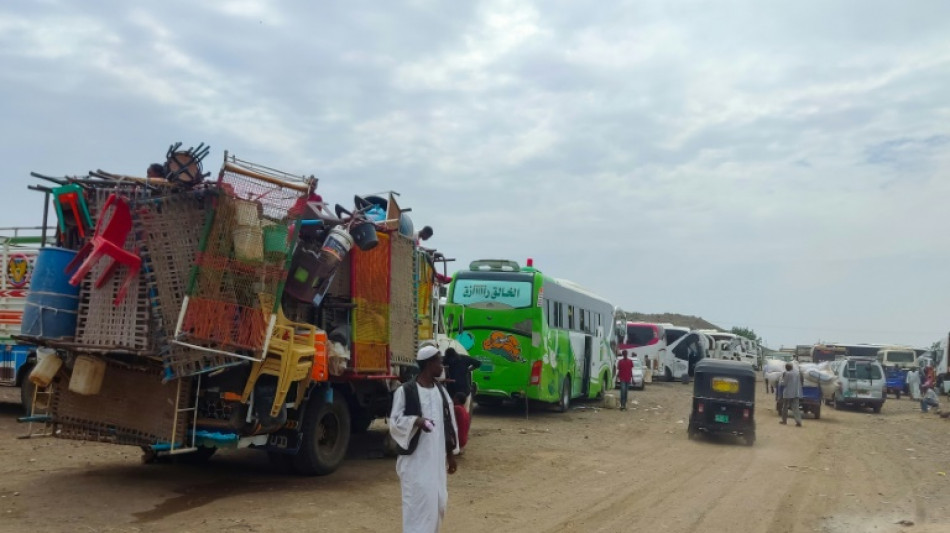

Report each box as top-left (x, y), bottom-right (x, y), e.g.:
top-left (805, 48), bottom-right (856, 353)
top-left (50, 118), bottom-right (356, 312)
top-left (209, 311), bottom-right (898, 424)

top-left (443, 259), bottom-right (616, 411)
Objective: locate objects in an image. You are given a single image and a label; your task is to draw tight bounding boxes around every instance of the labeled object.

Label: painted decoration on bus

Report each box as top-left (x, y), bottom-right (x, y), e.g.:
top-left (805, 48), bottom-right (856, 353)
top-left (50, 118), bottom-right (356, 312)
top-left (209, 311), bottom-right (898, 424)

top-left (483, 331), bottom-right (524, 363)
top-left (6, 254), bottom-right (32, 288)
top-left (457, 331), bottom-right (475, 351)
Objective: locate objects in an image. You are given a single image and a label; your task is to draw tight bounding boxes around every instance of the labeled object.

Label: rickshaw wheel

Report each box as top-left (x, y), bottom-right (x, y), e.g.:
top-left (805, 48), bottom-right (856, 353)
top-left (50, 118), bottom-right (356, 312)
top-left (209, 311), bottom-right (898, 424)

top-left (687, 423), bottom-right (697, 440)
top-left (744, 433), bottom-right (755, 446)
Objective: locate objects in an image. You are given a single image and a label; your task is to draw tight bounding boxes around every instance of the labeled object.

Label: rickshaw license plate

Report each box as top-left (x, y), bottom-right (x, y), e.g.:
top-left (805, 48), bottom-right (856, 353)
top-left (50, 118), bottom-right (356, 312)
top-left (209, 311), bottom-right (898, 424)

top-left (714, 414), bottom-right (729, 423)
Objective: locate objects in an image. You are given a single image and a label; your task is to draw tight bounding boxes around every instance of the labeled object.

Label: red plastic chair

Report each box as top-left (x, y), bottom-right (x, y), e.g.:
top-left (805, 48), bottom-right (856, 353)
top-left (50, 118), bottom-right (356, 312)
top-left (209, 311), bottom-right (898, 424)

top-left (65, 194), bottom-right (142, 305)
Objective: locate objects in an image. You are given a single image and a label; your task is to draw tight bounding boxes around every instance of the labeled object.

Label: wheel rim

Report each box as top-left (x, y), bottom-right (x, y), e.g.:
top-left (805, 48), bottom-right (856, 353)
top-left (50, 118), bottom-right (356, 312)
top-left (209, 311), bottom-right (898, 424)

top-left (317, 411), bottom-right (341, 455)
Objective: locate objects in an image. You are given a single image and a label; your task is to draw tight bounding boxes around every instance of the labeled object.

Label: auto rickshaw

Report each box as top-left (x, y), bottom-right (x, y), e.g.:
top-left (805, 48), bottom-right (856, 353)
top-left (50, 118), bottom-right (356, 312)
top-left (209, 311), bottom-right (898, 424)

top-left (687, 359), bottom-right (756, 446)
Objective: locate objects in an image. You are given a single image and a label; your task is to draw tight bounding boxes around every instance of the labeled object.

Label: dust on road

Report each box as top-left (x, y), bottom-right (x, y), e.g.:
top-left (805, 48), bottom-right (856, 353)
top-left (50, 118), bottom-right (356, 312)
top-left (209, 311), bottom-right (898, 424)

top-left (0, 382), bottom-right (948, 533)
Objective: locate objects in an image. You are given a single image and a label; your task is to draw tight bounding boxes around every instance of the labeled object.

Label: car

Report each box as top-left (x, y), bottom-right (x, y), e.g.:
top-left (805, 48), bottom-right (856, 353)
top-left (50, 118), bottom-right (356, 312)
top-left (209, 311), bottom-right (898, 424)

top-left (615, 357), bottom-right (646, 390)
top-left (631, 357), bottom-right (645, 390)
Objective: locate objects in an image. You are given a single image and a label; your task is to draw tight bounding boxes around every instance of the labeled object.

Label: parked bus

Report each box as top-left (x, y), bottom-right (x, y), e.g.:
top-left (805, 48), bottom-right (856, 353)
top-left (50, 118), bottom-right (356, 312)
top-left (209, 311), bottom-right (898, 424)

top-left (444, 259), bottom-right (615, 412)
top-left (810, 344), bottom-right (847, 363)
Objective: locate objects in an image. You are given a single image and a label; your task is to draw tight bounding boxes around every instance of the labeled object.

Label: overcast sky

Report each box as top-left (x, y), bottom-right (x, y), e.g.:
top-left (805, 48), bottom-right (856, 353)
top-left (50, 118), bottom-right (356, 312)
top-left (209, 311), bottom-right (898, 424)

top-left (2, 0), bottom-right (948, 350)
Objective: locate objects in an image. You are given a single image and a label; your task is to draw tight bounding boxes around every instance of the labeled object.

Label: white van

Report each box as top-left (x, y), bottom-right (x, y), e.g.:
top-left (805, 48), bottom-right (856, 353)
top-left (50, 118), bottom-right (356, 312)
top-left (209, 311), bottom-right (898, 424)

top-left (829, 358), bottom-right (886, 413)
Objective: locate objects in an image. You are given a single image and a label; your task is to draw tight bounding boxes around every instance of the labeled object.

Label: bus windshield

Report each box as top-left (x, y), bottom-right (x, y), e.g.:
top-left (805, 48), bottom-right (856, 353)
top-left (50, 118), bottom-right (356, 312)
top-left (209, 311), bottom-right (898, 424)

top-left (882, 351), bottom-right (915, 363)
top-left (451, 277), bottom-right (534, 309)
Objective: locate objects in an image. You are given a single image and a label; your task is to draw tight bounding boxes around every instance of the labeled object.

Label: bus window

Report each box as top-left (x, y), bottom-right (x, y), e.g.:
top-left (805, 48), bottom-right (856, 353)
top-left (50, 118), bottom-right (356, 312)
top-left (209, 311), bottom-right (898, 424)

top-left (579, 309), bottom-right (586, 332)
top-left (568, 306), bottom-right (575, 330)
top-left (555, 302), bottom-right (563, 328)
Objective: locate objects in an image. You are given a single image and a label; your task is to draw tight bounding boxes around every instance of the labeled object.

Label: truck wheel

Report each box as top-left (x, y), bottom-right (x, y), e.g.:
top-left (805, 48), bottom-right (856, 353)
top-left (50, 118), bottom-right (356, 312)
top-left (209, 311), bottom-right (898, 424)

top-left (557, 377), bottom-right (571, 413)
top-left (833, 393), bottom-right (843, 410)
top-left (293, 390), bottom-right (351, 476)
top-left (895, 390), bottom-right (901, 400)
top-left (872, 404), bottom-right (882, 414)
top-left (814, 404), bottom-right (821, 420)
top-left (19, 366), bottom-right (36, 416)
top-left (665, 367), bottom-right (673, 382)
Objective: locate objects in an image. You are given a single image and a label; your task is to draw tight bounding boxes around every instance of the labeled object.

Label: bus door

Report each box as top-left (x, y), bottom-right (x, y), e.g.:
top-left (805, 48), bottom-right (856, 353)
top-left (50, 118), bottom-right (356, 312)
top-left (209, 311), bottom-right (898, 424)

top-left (581, 335), bottom-right (593, 396)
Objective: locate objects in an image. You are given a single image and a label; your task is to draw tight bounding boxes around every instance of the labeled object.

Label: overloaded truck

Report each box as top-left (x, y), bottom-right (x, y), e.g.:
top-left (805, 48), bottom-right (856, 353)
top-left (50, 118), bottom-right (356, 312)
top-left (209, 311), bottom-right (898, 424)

top-left (17, 148), bottom-right (445, 475)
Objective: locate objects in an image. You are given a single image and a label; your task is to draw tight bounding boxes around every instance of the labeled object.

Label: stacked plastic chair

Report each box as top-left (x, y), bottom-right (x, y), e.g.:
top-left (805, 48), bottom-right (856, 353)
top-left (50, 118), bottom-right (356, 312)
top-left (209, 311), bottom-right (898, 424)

top-left (241, 293), bottom-right (316, 417)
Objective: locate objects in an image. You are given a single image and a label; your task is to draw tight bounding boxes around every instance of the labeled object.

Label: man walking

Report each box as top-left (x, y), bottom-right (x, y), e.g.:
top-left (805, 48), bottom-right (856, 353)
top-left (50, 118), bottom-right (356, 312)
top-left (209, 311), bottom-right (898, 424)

top-left (779, 362), bottom-right (803, 427)
top-left (617, 350), bottom-right (634, 411)
top-left (443, 347), bottom-right (482, 412)
top-left (389, 346), bottom-right (460, 532)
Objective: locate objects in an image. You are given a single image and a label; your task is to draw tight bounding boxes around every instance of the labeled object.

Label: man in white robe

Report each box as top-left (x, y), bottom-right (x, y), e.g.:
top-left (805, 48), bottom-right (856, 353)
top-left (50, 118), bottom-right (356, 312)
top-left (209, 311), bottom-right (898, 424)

top-left (390, 345), bottom-right (460, 533)
top-left (907, 368), bottom-right (921, 400)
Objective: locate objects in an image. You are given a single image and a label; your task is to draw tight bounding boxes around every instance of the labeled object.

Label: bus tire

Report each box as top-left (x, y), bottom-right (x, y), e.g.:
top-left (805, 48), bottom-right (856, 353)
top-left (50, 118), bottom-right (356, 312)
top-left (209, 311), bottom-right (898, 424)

top-left (19, 365), bottom-right (36, 416)
top-left (557, 377), bottom-right (571, 413)
top-left (293, 389), bottom-right (351, 476)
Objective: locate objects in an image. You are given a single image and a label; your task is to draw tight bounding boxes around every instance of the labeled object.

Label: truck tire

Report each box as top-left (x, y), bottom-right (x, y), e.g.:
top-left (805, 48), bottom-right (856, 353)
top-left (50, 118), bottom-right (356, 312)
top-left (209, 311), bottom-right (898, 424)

top-left (813, 404), bottom-right (821, 420)
top-left (665, 367), bottom-right (673, 382)
top-left (872, 404), bottom-right (882, 414)
top-left (293, 390), bottom-right (351, 476)
top-left (19, 365), bottom-right (36, 416)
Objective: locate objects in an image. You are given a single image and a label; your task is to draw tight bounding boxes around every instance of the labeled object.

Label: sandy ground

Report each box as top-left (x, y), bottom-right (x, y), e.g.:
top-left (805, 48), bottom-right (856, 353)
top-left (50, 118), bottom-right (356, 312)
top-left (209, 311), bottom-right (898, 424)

top-left (1, 381), bottom-right (948, 533)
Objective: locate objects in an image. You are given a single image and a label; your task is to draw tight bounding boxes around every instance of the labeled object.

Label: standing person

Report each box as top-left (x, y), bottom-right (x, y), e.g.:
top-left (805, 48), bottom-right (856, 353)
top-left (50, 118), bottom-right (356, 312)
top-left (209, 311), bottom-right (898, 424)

top-left (389, 346), bottom-right (459, 533)
top-left (443, 347), bottom-right (481, 412)
top-left (907, 368), bottom-right (921, 401)
top-left (779, 363), bottom-right (803, 427)
top-left (617, 350), bottom-right (634, 411)
top-left (453, 392), bottom-right (471, 451)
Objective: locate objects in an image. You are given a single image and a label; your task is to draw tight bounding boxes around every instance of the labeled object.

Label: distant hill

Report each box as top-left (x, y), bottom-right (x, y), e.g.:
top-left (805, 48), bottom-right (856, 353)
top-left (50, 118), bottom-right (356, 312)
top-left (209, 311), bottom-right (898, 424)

top-left (618, 311), bottom-right (724, 332)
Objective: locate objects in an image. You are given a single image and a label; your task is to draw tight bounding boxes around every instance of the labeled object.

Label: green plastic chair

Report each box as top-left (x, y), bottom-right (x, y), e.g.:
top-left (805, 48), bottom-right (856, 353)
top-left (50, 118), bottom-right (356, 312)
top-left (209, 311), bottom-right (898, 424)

top-left (52, 184), bottom-right (93, 237)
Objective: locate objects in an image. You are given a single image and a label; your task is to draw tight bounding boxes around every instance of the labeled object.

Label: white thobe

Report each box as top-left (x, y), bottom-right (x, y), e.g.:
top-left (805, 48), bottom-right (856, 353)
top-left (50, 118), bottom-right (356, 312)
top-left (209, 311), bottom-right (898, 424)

top-left (907, 371), bottom-right (921, 400)
top-left (389, 384), bottom-right (459, 533)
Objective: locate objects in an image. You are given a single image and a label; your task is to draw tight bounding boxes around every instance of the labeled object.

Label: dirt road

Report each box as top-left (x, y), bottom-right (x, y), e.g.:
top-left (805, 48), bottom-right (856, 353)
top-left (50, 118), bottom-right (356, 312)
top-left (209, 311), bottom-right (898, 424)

top-left (1, 382), bottom-right (948, 532)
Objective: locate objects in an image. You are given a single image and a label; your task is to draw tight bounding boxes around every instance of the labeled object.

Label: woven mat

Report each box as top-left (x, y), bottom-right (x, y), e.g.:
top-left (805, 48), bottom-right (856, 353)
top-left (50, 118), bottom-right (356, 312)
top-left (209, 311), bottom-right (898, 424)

top-left (50, 359), bottom-right (191, 446)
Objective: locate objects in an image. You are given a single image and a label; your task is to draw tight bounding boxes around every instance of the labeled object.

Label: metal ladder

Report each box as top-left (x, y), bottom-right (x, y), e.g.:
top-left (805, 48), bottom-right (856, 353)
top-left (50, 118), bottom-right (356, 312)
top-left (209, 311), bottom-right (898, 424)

top-left (19, 384), bottom-right (54, 439)
top-left (164, 373), bottom-right (201, 455)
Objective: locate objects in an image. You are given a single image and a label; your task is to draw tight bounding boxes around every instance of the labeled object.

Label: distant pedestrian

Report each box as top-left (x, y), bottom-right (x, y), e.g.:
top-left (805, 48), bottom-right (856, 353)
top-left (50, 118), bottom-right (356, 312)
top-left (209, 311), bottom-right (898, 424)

top-left (920, 385), bottom-right (940, 413)
top-left (443, 347), bottom-right (482, 412)
top-left (389, 345), bottom-right (459, 533)
top-left (779, 363), bottom-right (803, 427)
top-left (617, 350), bottom-right (634, 411)
top-left (907, 368), bottom-right (921, 400)
top-left (453, 392), bottom-right (470, 451)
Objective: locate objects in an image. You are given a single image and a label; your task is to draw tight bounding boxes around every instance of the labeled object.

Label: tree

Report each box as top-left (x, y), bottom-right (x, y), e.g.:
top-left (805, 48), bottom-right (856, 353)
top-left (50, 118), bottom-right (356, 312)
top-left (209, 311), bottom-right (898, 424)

top-left (730, 326), bottom-right (761, 344)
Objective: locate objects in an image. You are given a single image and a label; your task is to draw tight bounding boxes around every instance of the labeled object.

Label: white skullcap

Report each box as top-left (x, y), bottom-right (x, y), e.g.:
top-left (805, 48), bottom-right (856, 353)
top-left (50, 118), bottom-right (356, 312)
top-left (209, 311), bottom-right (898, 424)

top-left (417, 345), bottom-right (441, 361)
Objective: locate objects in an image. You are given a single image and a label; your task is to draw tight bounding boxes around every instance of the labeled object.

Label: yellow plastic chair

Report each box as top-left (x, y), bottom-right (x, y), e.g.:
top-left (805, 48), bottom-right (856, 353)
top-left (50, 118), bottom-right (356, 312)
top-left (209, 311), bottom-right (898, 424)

top-left (242, 294), bottom-right (317, 416)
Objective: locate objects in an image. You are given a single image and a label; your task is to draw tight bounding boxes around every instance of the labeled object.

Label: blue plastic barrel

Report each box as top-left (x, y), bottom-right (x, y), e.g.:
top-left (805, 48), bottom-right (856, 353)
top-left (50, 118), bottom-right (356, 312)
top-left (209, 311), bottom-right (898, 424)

top-left (21, 247), bottom-right (80, 339)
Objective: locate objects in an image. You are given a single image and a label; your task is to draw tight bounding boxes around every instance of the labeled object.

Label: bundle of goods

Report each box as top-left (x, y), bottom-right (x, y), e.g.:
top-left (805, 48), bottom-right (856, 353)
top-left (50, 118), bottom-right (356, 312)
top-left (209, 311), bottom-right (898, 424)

top-left (763, 359), bottom-right (793, 390)
top-left (800, 362), bottom-right (839, 398)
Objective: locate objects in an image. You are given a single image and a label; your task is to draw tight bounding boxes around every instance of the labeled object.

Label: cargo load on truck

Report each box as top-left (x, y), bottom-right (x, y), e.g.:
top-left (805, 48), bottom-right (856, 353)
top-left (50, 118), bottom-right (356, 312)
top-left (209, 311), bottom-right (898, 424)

top-left (16, 147), bottom-right (447, 475)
